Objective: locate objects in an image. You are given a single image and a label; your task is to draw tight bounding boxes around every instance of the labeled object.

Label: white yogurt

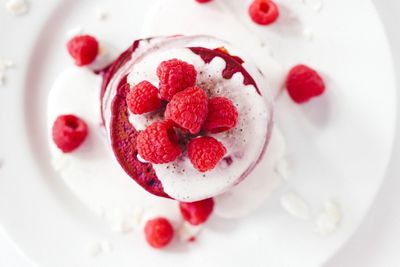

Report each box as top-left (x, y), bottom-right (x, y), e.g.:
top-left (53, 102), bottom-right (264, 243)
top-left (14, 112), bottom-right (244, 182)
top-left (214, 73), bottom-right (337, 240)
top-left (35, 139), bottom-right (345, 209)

top-left (126, 45), bottom-right (271, 201)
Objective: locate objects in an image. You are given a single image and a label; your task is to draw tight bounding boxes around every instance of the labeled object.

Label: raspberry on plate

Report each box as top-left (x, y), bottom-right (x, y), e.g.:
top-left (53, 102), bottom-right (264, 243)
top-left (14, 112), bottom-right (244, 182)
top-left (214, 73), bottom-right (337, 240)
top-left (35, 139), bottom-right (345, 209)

top-left (195, 0), bottom-right (213, 3)
top-left (144, 217), bottom-right (174, 249)
top-left (249, 0), bottom-right (279, 26)
top-left (157, 59), bottom-right (197, 101)
top-left (179, 198), bottom-right (215, 225)
top-left (136, 121), bottom-right (181, 164)
top-left (52, 114), bottom-right (88, 153)
top-left (67, 35), bottom-right (99, 66)
top-left (127, 81), bottom-right (162, 114)
top-left (188, 136), bottom-right (226, 172)
top-left (165, 86), bottom-right (208, 134)
top-left (285, 64), bottom-right (326, 103)
top-left (203, 97), bottom-right (238, 133)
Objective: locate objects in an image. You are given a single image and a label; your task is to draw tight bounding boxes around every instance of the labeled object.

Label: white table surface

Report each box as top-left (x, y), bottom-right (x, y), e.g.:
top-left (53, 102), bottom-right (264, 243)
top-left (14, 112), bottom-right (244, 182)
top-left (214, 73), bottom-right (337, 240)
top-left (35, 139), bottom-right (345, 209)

top-left (1, 0), bottom-right (399, 266)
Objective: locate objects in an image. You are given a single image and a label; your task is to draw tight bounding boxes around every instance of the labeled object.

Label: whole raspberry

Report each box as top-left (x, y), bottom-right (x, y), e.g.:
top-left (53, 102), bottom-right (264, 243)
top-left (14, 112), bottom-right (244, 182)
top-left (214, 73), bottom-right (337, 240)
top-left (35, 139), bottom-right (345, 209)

top-left (127, 81), bottom-right (162, 114)
top-left (188, 136), bottom-right (226, 172)
top-left (249, 0), bottom-right (279, 26)
top-left (157, 59), bottom-right (197, 101)
top-left (286, 64), bottom-right (326, 103)
top-left (67, 35), bottom-right (99, 66)
top-left (196, 0), bottom-right (213, 3)
top-left (52, 115), bottom-right (88, 153)
top-left (144, 217), bottom-right (174, 249)
top-left (179, 198), bottom-right (215, 225)
top-left (203, 97), bottom-right (238, 133)
top-left (136, 121), bottom-right (181, 164)
top-left (165, 87), bottom-right (208, 134)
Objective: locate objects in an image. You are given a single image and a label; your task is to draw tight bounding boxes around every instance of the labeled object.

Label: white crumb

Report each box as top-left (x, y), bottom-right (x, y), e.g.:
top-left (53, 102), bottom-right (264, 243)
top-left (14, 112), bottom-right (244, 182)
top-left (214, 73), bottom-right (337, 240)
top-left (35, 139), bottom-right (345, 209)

top-left (305, 0), bottom-right (324, 12)
top-left (110, 206), bottom-right (144, 233)
top-left (0, 58), bottom-right (15, 71)
top-left (99, 240), bottom-right (113, 253)
top-left (280, 192), bottom-right (310, 220)
top-left (0, 72), bottom-right (5, 86)
top-left (85, 242), bottom-right (102, 257)
top-left (85, 240), bottom-right (113, 256)
top-left (177, 222), bottom-right (202, 242)
top-left (312, 1), bottom-right (323, 12)
top-left (5, 0), bottom-right (28, 16)
top-left (66, 26), bottom-right (84, 38)
top-left (314, 200), bottom-right (342, 235)
top-left (303, 28), bottom-right (315, 41)
top-left (95, 8), bottom-right (109, 21)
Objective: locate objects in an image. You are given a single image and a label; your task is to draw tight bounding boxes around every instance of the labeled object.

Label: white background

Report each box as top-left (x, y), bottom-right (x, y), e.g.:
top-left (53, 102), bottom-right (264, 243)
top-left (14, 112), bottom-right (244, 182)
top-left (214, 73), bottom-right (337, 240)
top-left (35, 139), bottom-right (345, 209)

top-left (0, 0), bottom-right (399, 266)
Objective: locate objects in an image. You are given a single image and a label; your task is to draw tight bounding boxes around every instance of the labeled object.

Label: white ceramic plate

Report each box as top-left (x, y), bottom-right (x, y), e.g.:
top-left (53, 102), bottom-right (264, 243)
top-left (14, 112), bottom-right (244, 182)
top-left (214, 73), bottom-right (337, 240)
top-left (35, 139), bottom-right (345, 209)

top-left (0, 0), bottom-right (397, 266)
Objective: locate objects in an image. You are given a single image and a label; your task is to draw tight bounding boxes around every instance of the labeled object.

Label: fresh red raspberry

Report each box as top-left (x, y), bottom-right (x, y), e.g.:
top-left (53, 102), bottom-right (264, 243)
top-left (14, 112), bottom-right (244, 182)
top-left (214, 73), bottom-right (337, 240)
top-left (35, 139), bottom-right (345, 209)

top-left (203, 97), bottom-right (238, 133)
top-left (157, 59), bottom-right (197, 101)
top-left (52, 115), bottom-right (88, 153)
top-left (67, 35), bottom-right (99, 66)
top-left (249, 0), bottom-right (279, 26)
top-left (165, 87), bottom-right (208, 134)
top-left (144, 217), bottom-right (174, 249)
top-left (286, 64), bottom-right (326, 103)
top-left (127, 81), bottom-right (162, 114)
top-left (136, 121), bottom-right (181, 164)
top-left (179, 198), bottom-right (215, 225)
top-left (188, 137), bottom-right (226, 172)
top-left (196, 0), bottom-right (213, 3)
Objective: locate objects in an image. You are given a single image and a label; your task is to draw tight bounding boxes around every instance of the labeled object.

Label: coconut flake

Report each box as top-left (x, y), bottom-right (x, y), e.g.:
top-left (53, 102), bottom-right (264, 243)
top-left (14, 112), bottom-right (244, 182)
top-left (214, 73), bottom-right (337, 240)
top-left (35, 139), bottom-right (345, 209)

top-left (280, 192), bottom-right (310, 220)
top-left (314, 200), bottom-right (342, 235)
top-left (5, 0), bottom-right (29, 16)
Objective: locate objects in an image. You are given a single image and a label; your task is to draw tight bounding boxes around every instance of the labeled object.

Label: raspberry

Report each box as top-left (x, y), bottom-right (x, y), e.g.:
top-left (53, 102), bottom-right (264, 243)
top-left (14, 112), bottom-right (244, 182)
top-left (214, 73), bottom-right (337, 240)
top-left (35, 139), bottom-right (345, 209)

top-left (67, 35), bottom-right (99, 66)
top-left (144, 217), bottom-right (174, 249)
top-left (136, 121), bottom-right (181, 164)
top-left (286, 64), bottom-right (326, 103)
top-left (196, 0), bottom-right (213, 3)
top-left (188, 137), bottom-right (226, 172)
top-left (52, 115), bottom-right (88, 153)
top-left (165, 87), bottom-right (208, 134)
top-left (203, 97), bottom-right (238, 133)
top-left (179, 198), bottom-right (215, 225)
top-left (157, 59), bottom-right (197, 101)
top-left (127, 81), bottom-right (162, 114)
top-left (249, 0), bottom-right (279, 26)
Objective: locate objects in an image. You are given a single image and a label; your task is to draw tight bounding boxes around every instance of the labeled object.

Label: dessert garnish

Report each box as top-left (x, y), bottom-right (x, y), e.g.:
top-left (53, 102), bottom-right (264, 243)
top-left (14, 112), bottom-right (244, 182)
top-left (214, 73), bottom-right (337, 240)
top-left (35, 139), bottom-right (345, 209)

top-left (179, 198), bottom-right (215, 225)
top-left (67, 35), bottom-right (99, 66)
top-left (144, 217), bottom-right (175, 249)
top-left (249, 0), bottom-right (279, 26)
top-left (285, 64), bottom-right (326, 103)
top-left (52, 114), bottom-right (88, 153)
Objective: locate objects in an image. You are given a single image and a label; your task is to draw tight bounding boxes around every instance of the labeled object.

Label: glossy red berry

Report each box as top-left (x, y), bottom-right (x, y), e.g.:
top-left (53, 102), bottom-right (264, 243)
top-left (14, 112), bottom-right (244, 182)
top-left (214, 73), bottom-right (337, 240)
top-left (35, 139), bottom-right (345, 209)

top-left (203, 97), bottom-right (238, 133)
top-left (188, 136), bottom-right (226, 172)
top-left (286, 64), bottom-right (326, 103)
top-left (67, 35), bottom-right (99, 66)
top-left (165, 87), bottom-right (209, 134)
top-left (157, 59), bottom-right (197, 101)
top-left (136, 121), bottom-right (181, 164)
top-left (179, 198), bottom-right (215, 225)
top-left (249, 0), bottom-right (279, 26)
top-left (127, 81), bottom-right (162, 114)
top-left (144, 217), bottom-right (174, 249)
top-left (52, 115), bottom-right (88, 153)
